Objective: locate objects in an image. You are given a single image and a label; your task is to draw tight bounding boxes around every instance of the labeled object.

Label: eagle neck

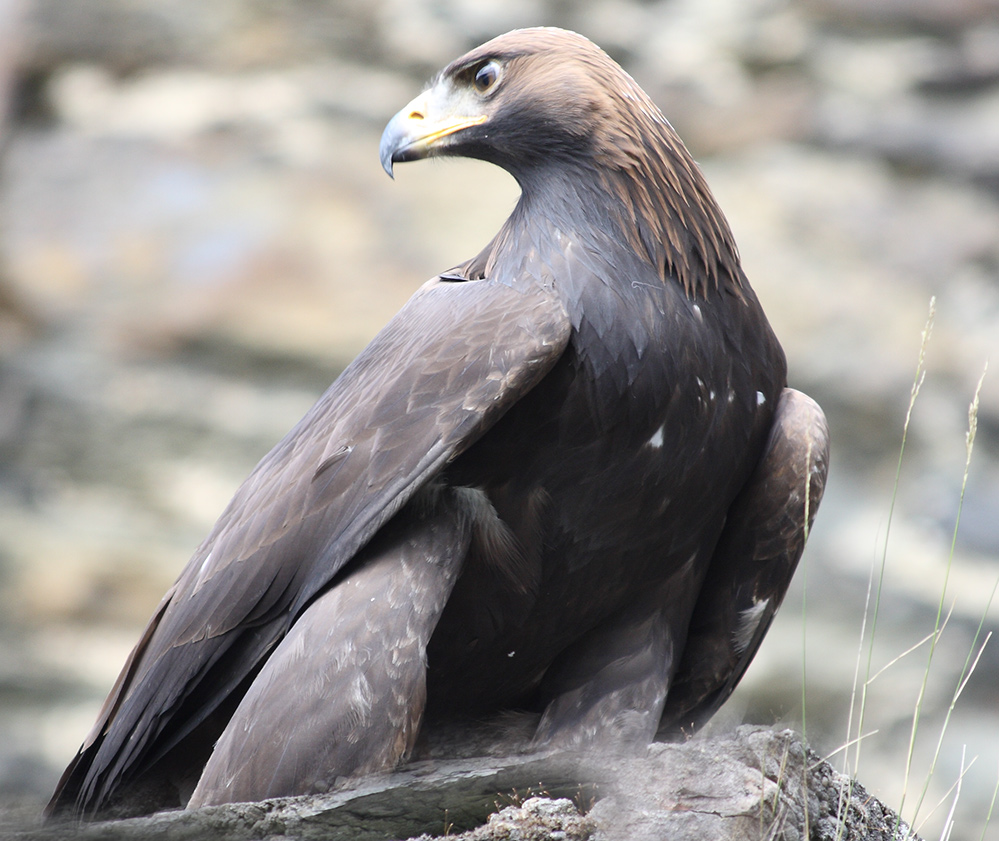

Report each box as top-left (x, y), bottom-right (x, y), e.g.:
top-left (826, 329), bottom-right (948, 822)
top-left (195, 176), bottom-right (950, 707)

top-left (501, 127), bottom-right (746, 301)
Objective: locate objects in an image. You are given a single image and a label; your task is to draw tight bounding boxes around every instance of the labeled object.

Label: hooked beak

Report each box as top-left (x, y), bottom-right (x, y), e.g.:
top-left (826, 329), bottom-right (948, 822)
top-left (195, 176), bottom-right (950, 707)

top-left (379, 86), bottom-right (488, 178)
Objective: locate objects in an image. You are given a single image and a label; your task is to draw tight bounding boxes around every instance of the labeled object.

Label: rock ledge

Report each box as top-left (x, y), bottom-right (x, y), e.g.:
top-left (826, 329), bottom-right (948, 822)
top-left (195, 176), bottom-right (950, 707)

top-left (22, 727), bottom-right (915, 841)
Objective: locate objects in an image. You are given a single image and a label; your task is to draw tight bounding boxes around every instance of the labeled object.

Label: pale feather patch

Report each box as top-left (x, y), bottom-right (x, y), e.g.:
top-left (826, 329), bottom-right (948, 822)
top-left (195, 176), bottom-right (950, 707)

top-left (454, 485), bottom-right (533, 592)
top-left (734, 599), bottom-right (770, 655)
top-left (192, 550), bottom-right (214, 591)
top-left (647, 424), bottom-right (665, 449)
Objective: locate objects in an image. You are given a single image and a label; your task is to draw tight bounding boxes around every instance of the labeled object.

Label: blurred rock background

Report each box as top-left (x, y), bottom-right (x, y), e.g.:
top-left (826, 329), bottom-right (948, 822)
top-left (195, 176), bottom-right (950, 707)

top-left (0, 0), bottom-right (997, 838)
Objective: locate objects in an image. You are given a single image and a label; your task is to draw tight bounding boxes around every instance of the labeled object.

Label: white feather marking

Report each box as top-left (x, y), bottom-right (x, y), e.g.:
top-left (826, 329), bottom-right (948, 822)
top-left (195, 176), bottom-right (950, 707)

top-left (647, 424), bottom-right (665, 449)
top-left (192, 550), bottom-right (215, 591)
top-left (734, 599), bottom-right (770, 654)
top-left (756, 390), bottom-right (766, 406)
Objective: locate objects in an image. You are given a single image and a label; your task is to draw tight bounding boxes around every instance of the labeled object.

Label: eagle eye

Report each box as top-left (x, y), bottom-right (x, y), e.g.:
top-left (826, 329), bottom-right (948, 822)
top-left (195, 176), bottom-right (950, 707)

top-left (472, 60), bottom-right (502, 93)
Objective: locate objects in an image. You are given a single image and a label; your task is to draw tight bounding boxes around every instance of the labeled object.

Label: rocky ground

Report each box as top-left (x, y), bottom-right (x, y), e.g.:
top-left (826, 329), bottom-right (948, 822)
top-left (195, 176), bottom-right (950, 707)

top-left (7, 727), bottom-right (916, 841)
top-left (1, 0), bottom-right (999, 839)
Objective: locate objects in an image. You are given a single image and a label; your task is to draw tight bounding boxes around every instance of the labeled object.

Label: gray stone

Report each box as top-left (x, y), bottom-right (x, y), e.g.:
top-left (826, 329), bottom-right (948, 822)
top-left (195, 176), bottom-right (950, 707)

top-left (10, 728), bottom-right (915, 841)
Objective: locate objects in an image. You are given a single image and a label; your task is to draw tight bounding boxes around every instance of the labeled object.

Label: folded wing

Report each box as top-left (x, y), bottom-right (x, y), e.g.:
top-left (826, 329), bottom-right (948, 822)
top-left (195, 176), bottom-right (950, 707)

top-left (659, 388), bottom-right (830, 734)
top-left (48, 276), bottom-right (571, 817)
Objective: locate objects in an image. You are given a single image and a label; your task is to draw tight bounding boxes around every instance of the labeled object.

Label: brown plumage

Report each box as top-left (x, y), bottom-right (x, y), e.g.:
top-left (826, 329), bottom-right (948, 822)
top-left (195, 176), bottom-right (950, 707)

top-left (47, 27), bottom-right (829, 819)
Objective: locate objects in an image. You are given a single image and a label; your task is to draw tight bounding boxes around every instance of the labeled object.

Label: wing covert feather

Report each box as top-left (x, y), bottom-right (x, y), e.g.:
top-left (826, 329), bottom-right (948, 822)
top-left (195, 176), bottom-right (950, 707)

top-left (659, 388), bottom-right (830, 734)
top-left (51, 276), bottom-right (570, 815)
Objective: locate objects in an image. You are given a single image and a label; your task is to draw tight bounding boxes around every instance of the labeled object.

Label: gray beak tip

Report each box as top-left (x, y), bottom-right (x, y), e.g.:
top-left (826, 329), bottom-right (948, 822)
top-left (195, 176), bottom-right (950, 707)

top-left (379, 115), bottom-right (404, 179)
top-left (379, 146), bottom-right (396, 179)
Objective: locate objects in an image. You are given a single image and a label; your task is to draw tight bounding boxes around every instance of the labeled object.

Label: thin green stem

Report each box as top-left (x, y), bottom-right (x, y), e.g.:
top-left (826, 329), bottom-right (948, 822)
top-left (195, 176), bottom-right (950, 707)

top-left (855, 297), bottom-right (934, 778)
top-left (908, 365), bottom-right (990, 829)
top-left (801, 440), bottom-right (813, 839)
top-left (978, 763), bottom-right (999, 841)
top-left (930, 745), bottom-right (968, 841)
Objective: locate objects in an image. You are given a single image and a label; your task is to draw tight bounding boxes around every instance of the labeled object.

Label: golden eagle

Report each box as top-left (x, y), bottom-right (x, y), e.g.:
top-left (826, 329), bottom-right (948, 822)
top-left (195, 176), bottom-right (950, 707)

top-left (48, 27), bottom-right (829, 818)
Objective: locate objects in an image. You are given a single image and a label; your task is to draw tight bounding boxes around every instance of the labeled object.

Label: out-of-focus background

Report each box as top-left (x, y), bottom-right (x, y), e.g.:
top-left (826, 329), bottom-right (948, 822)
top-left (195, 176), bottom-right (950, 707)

top-left (0, 0), bottom-right (997, 837)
